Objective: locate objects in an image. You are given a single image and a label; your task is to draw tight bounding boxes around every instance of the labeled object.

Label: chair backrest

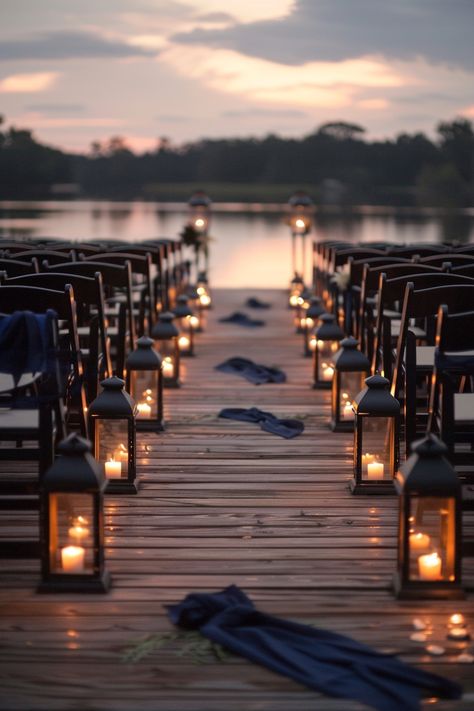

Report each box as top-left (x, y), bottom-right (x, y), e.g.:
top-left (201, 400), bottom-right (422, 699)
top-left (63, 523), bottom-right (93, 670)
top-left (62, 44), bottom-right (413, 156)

top-left (1, 271), bottom-right (111, 380)
top-left (332, 247), bottom-right (386, 271)
top-left (454, 244), bottom-right (474, 254)
top-left (0, 257), bottom-right (39, 276)
top-left (451, 263), bottom-right (474, 279)
top-left (83, 252), bottom-right (154, 330)
top-left (14, 249), bottom-right (75, 264)
top-left (419, 254), bottom-right (474, 268)
top-left (387, 244), bottom-right (449, 257)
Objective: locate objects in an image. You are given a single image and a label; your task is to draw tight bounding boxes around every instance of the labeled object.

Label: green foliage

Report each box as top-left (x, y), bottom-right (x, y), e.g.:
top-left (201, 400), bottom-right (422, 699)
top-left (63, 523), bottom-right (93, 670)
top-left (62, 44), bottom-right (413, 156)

top-left (1, 117), bottom-right (473, 205)
top-left (122, 630), bottom-right (233, 665)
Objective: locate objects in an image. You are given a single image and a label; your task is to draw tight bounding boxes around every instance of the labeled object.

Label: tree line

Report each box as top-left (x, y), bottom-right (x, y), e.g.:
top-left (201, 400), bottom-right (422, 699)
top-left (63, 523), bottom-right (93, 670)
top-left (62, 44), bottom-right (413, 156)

top-left (0, 116), bottom-right (473, 206)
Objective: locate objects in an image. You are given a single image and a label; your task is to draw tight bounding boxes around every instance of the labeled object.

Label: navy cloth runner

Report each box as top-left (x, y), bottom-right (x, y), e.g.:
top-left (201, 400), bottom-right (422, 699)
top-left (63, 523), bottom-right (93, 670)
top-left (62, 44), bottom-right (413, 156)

top-left (219, 407), bottom-right (304, 439)
top-left (245, 297), bottom-right (271, 309)
top-left (168, 586), bottom-right (462, 711)
top-left (215, 357), bottom-right (286, 384)
top-left (219, 312), bottom-right (265, 327)
top-left (0, 310), bottom-right (58, 385)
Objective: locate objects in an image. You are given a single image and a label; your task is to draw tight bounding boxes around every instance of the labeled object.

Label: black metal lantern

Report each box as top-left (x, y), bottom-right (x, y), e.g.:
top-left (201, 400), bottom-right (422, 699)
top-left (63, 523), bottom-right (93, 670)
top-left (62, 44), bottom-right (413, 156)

top-left (293, 287), bottom-right (312, 333)
top-left (351, 373), bottom-right (400, 495)
top-left (188, 191), bottom-right (211, 235)
top-left (302, 297), bottom-right (325, 356)
top-left (394, 435), bottom-right (463, 600)
top-left (313, 313), bottom-right (344, 389)
top-left (173, 294), bottom-right (195, 357)
top-left (126, 336), bottom-right (164, 432)
top-left (196, 271), bottom-right (212, 310)
top-left (88, 376), bottom-right (138, 494)
top-left (151, 311), bottom-right (181, 388)
top-left (331, 337), bottom-right (370, 432)
top-left (288, 191), bottom-right (313, 236)
top-left (288, 273), bottom-right (305, 308)
top-left (38, 433), bottom-right (110, 593)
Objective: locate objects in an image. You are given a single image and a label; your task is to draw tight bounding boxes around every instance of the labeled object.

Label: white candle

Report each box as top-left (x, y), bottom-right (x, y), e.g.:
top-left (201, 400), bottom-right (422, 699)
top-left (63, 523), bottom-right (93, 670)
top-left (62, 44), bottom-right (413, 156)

top-left (449, 613), bottom-right (466, 627)
top-left (162, 357), bottom-right (174, 377)
top-left (367, 461), bottom-right (384, 480)
top-left (61, 545), bottom-right (85, 573)
top-left (189, 315), bottom-right (200, 329)
top-left (289, 294), bottom-right (300, 307)
top-left (322, 365), bottom-right (334, 381)
top-left (105, 458), bottom-right (122, 478)
top-left (309, 336), bottom-right (317, 351)
top-left (178, 335), bottom-right (191, 351)
top-left (199, 294), bottom-right (211, 307)
top-left (342, 401), bottom-right (354, 419)
top-left (68, 525), bottom-right (89, 543)
top-left (136, 402), bottom-right (152, 419)
top-left (418, 552), bottom-right (442, 581)
top-left (116, 444), bottom-right (128, 462)
top-left (409, 532), bottom-right (431, 552)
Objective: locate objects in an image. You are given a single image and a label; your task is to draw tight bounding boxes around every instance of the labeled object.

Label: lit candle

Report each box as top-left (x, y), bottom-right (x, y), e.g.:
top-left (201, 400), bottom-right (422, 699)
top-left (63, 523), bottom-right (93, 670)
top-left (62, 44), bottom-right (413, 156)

top-left (447, 626), bottom-right (470, 641)
top-left (136, 402), bottom-right (152, 419)
top-left (418, 552), bottom-right (442, 581)
top-left (343, 401), bottom-right (354, 419)
top-left (322, 365), bottom-right (334, 381)
top-left (362, 452), bottom-right (374, 466)
top-left (409, 532), bottom-right (431, 552)
top-left (196, 285), bottom-right (206, 295)
top-left (199, 294), bottom-right (211, 307)
top-left (178, 335), bottom-right (191, 351)
top-left (61, 545), bottom-right (85, 573)
top-left (289, 294), bottom-right (300, 307)
top-left (68, 524), bottom-right (89, 543)
top-left (194, 218), bottom-right (205, 230)
top-left (317, 339), bottom-right (325, 349)
top-left (189, 315), bottom-right (200, 329)
top-left (449, 613), bottom-right (466, 627)
top-left (162, 357), bottom-right (174, 377)
top-left (309, 336), bottom-right (317, 351)
top-left (367, 461), bottom-right (384, 480)
top-left (105, 457), bottom-right (122, 478)
top-left (116, 444), bottom-right (128, 462)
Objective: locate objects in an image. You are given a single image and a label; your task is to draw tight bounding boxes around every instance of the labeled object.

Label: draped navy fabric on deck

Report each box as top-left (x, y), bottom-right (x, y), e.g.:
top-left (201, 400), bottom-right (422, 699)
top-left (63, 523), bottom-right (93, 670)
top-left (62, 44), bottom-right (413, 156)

top-left (219, 407), bottom-right (304, 439)
top-left (219, 312), bottom-right (265, 327)
top-left (168, 586), bottom-right (462, 711)
top-left (0, 310), bottom-right (58, 385)
top-left (245, 297), bottom-right (271, 309)
top-left (215, 357), bottom-right (286, 384)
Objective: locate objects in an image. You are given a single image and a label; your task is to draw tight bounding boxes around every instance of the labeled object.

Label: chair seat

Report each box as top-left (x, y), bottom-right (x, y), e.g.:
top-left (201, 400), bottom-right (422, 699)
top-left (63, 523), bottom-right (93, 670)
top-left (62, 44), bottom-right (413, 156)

top-left (0, 373), bottom-right (40, 393)
top-left (0, 407), bottom-right (39, 431)
top-left (373, 308), bottom-right (401, 319)
top-left (455, 393), bottom-right (474, 423)
top-left (416, 346), bottom-right (436, 368)
top-left (391, 322), bottom-right (426, 339)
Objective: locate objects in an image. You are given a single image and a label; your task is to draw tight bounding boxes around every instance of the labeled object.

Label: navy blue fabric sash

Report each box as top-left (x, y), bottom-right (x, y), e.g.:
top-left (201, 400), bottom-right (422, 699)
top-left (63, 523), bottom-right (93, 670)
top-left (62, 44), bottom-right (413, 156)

top-left (219, 407), bottom-right (304, 438)
top-left (168, 586), bottom-right (462, 711)
top-left (215, 357), bottom-right (286, 384)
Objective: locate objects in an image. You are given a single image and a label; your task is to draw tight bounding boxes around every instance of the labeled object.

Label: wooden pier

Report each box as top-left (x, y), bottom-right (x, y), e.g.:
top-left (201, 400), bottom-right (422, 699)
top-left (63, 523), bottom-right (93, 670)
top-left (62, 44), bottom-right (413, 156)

top-left (1, 288), bottom-right (474, 710)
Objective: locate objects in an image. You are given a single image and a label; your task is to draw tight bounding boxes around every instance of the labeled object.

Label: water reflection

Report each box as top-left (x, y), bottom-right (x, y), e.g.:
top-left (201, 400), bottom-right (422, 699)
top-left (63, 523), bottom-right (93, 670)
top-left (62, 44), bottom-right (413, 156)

top-left (0, 201), bottom-right (473, 287)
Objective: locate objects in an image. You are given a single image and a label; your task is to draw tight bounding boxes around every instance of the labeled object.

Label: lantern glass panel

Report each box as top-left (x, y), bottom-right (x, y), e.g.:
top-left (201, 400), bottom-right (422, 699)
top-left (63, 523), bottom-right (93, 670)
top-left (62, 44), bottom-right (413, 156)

top-left (96, 419), bottom-right (129, 480)
top-left (339, 372), bottom-right (366, 420)
top-left (408, 496), bottom-right (456, 583)
top-left (157, 340), bottom-right (178, 380)
top-left (130, 370), bottom-right (158, 420)
top-left (49, 493), bottom-right (94, 575)
top-left (360, 416), bottom-right (394, 482)
top-left (317, 340), bottom-right (338, 381)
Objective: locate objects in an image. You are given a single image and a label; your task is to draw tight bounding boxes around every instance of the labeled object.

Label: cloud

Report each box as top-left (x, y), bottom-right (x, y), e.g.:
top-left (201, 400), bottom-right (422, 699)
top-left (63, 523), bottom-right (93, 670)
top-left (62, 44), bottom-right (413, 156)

top-left (222, 108), bottom-right (307, 118)
top-left (0, 30), bottom-right (156, 62)
top-left (172, 0), bottom-right (474, 70)
top-left (0, 72), bottom-right (59, 93)
top-left (193, 12), bottom-right (236, 24)
top-left (155, 114), bottom-right (190, 123)
top-left (25, 103), bottom-right (85, 114)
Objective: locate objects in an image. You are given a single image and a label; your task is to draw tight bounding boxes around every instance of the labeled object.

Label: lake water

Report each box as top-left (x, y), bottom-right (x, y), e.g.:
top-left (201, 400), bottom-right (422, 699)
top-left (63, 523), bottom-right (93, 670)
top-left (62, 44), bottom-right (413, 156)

top-left (1, 200), bottom-right (473, 287)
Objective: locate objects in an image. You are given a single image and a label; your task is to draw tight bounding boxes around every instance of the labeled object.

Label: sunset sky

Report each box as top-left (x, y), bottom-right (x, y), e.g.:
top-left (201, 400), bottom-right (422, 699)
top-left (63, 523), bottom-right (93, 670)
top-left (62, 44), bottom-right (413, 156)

top-left (1, 0), bottom-right (473, 153)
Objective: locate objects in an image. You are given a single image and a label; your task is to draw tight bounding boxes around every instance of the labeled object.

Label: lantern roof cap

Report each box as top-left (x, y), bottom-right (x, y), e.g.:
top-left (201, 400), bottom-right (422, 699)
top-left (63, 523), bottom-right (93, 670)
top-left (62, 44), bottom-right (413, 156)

top-left (288, 192), bottom-right (314, 207)
top-left (89, 375), bottom-right (136, 417)
top-left (173, 296), bottom-right (193, 318)
top-left (397, 434), bottom-right (459, 495)
top-left (353, 372), bottom-right (400, 415)
top-left (307, 300), bottom-right (325, 318)
top-left (188, 191), bottom-right (211, 207)
top-left (334, 337), bottom-right (370, 372)
top-left (43, 433), bottom-right (104, 492)
top-left (126, 336), bottom-right (162, 369)
top-left (151, 311), bottom-right (179, 339)
top-left (315, 312), bottom-right (344, 340)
